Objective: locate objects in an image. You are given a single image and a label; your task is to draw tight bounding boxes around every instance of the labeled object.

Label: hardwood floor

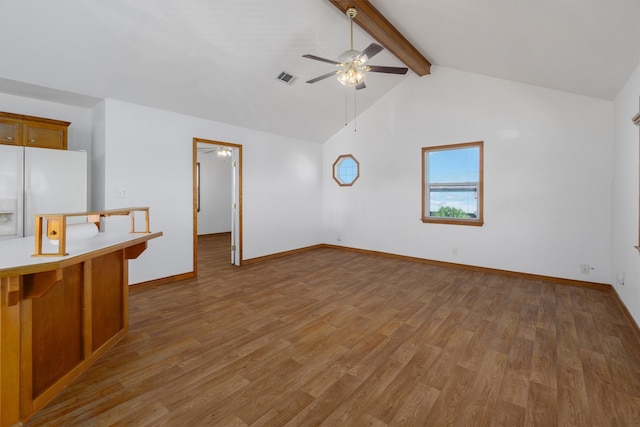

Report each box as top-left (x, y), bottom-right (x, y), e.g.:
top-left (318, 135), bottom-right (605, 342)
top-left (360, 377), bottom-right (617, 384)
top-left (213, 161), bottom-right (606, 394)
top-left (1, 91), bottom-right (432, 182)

top-left (25, 233), bottom-right (640, 426)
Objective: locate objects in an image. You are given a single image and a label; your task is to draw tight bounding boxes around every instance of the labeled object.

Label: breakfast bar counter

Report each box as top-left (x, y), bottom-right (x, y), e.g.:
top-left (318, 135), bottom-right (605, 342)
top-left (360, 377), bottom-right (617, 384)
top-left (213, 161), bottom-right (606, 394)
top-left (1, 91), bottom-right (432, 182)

top-left (0, 231), bottom-right (162, 427)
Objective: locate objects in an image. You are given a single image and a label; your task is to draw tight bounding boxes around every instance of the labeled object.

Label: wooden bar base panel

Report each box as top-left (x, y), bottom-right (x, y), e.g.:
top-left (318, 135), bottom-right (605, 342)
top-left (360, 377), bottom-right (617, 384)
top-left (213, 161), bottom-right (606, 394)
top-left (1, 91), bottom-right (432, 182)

top-left (0, 232), bottom-right (161, 427)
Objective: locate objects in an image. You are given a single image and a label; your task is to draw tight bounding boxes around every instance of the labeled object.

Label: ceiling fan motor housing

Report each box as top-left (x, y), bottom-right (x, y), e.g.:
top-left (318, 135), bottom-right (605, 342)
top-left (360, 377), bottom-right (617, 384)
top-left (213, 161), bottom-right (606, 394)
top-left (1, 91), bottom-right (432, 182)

top-left (339, 49), bottom-right (366, 64)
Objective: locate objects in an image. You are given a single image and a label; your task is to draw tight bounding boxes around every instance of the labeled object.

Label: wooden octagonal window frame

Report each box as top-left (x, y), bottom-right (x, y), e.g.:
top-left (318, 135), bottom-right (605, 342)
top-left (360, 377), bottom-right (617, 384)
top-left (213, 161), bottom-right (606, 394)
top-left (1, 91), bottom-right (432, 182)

top-left (333, 154), bottom-right (360, 186)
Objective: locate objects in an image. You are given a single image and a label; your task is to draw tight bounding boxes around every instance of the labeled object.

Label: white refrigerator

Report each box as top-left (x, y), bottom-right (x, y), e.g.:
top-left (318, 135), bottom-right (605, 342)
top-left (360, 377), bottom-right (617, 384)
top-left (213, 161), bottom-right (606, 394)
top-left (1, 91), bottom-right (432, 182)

top-left (0, 145), bottom-right (87, 240)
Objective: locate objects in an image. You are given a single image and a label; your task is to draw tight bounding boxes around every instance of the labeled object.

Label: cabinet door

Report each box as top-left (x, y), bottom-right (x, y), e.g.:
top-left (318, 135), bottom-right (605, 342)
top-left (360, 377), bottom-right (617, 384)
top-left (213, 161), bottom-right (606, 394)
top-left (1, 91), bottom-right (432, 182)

top-left (24, 122), bottom-right (67, 149)
top-left (0, 119), bottom-right (21, 146)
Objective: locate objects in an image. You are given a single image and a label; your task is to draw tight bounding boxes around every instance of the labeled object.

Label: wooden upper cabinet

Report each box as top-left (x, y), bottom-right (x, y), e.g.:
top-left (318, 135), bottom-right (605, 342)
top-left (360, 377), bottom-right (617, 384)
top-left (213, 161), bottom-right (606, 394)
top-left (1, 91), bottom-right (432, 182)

top-left (0, 112), bottom-right (70, 150)
top-left (0, 118), bottom-right (22, 146)
top-left (24, 121), bottom-right (68, 149)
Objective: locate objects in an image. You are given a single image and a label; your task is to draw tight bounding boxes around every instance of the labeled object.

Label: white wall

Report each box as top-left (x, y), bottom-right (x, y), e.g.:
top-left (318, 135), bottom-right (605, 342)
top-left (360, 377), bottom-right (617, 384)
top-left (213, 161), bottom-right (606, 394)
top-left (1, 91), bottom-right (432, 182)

top-left (197, 150), bottom-right (232, 235)
top-left (611, 63), bottom-right (640, 324)
top-left (91, 100), bottom-right (106, 211)
top-left (99, 99), bottom-right (323, 284)
top-left (323, 67), bottom-right (613, 284)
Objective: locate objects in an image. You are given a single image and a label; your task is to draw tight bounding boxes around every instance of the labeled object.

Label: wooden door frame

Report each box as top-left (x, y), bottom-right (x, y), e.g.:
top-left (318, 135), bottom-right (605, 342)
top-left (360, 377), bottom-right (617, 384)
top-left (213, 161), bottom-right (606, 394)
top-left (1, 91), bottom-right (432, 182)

top-left (193, 138), bottom-right (243, 275)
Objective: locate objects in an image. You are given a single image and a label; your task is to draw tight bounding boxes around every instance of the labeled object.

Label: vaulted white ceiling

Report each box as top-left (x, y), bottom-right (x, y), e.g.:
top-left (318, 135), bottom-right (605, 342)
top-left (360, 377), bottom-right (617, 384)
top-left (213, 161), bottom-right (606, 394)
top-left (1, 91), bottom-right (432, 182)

top-left (0, 0), bottom-right (638, 143)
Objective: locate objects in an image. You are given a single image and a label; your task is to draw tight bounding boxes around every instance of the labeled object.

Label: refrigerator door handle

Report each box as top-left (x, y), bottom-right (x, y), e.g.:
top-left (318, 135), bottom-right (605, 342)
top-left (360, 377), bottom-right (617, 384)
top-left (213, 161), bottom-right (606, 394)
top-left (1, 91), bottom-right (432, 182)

top-left (23, 184), bottom-right (32, 237)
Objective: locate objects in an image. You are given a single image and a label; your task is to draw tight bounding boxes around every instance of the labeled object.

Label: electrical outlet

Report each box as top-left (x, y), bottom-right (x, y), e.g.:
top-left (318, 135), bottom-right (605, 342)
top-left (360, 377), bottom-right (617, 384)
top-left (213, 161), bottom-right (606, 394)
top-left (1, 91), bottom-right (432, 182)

top-left (452, 248), bottom-right (459, 256)
top-left (580, 264), bottom-right (590, 274)
top-left (117, 188), bottom-right (128, 198)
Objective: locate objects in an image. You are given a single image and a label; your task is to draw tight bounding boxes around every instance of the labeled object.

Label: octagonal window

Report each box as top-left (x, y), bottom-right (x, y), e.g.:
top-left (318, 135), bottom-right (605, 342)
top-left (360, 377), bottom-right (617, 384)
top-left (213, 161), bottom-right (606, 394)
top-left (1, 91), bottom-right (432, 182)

top-left (333, 154), bottom-right (360, 186)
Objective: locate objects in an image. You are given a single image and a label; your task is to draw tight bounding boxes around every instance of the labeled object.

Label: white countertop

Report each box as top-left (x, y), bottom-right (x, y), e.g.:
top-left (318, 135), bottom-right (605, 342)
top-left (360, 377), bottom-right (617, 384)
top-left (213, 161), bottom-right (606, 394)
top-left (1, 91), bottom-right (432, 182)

top-left (0, 231), bottom-right (162, 276)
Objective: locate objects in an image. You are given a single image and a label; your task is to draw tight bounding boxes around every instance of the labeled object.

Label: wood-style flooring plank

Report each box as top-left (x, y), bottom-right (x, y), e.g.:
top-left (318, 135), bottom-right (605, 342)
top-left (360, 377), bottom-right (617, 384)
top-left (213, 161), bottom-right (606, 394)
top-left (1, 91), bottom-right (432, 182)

top-left (22, 233), bottom-right (640, 426)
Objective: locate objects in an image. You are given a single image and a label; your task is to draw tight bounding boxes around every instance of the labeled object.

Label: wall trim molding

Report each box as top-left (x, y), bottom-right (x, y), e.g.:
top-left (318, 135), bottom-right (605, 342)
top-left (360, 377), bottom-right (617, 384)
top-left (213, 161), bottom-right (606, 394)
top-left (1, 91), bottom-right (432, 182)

top-left (130, 271), bottom-right (195, 291)
top-left (244, 243), bottom-right (609, 290)
top-left (242, 244), bottom-right (325, 265)
top-left (321, 244), bottom-right (610, 290)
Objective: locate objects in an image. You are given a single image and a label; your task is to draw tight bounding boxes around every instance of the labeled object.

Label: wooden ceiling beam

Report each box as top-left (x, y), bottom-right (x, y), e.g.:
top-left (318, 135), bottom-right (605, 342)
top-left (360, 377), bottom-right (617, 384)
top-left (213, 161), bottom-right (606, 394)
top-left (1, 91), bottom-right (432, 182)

top-left (327, 0), bottom-right (431, 76)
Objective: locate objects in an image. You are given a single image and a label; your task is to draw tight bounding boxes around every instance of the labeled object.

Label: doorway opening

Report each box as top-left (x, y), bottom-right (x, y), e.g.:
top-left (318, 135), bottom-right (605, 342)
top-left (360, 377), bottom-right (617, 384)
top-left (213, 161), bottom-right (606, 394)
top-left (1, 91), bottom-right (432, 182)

top-left (193, 138), bottom-right (242, 275)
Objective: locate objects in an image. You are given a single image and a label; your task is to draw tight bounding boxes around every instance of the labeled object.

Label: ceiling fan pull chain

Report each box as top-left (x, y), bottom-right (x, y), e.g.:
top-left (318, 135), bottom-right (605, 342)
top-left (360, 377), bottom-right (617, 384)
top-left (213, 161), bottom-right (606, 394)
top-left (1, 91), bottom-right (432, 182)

top-left (345, 90), bottom-right (348, 126)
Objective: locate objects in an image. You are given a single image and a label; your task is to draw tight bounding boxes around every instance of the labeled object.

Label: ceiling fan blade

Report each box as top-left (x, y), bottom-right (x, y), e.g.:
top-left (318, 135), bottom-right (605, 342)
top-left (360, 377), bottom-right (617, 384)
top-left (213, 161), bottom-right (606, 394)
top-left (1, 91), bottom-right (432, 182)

top-left (360, 43), bottom-right (384, 61)
top-left (302, 54), bottom-right (341, 65)
top-left (368, 65), bottom-right (409, 75)
top-left (306, 71), bottom-right (339, 84)
top-left (355, 82), bottom-right (366, 90)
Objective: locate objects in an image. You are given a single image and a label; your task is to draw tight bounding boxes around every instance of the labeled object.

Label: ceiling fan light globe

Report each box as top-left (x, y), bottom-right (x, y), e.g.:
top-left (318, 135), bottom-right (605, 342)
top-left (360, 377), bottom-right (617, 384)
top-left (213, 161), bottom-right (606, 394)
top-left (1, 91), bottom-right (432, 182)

top-left (337, 67), bottom-right (366, 87)
top-left (216, 147), bottom-right (232, 158)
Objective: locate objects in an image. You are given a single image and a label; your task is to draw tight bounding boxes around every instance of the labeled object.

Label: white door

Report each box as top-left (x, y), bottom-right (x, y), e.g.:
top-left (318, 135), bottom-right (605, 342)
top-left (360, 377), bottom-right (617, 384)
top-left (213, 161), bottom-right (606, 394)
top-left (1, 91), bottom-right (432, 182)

top-left (0, 145), bottom-right (23, 239)
top-left (24, 147), bottom-right (87, 236)
top-left (231, 153), bottom-right (240, 266)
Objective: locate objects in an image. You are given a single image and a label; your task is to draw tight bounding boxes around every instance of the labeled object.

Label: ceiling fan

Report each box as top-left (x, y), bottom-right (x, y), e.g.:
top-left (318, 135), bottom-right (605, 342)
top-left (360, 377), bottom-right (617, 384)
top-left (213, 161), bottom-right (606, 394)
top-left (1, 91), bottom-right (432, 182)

top-left (303, 7), bottom-right (408, 90)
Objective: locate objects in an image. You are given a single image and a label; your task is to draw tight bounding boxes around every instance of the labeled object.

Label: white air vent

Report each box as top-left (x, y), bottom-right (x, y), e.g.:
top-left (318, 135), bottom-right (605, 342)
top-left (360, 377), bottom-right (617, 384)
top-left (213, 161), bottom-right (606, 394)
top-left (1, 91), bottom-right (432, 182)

top-left (276, 71), bottom-right (296, 85)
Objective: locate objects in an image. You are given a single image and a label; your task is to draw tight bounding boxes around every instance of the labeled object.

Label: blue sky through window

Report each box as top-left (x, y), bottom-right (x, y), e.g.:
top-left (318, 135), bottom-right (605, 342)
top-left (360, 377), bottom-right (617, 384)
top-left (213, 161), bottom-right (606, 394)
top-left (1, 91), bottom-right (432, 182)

top-left (428, 146), bottom-right (479, 184)
top-left (338, 157), bottom-right (357, 183)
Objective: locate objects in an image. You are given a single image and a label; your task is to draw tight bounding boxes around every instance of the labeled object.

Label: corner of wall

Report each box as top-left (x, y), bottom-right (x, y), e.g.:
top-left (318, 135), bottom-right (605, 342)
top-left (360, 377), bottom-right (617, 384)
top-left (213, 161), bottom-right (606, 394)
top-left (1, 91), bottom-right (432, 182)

top-left (91, 101), bottom-right (107, 211)
top-left (611, 62), bottom-right (640, 327)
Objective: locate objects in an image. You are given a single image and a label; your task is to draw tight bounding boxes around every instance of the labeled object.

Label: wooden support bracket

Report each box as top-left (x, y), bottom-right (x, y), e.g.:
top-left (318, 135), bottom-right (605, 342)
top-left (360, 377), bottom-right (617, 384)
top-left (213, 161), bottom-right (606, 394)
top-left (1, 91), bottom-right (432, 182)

top-left (22, 269), bottom-right (63, 299)
top-left (124, 242), bottom-right (147, 260)
top-left (4, 277), bottom-right (21, 307)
